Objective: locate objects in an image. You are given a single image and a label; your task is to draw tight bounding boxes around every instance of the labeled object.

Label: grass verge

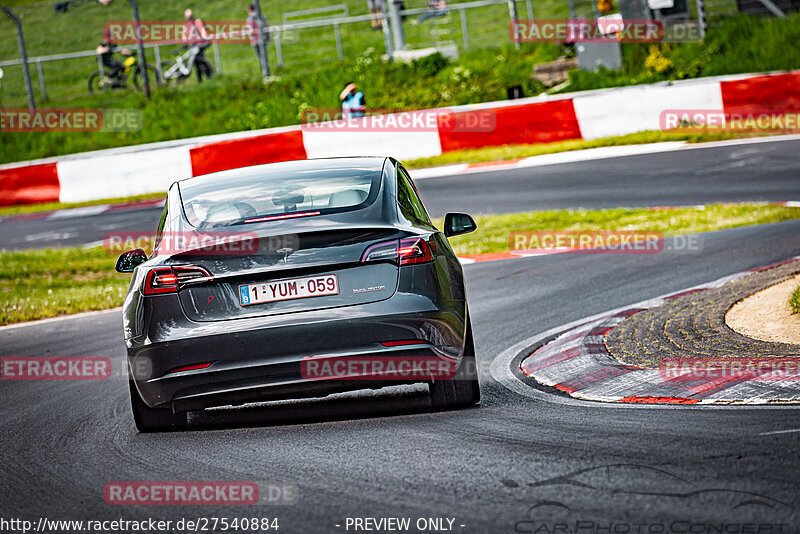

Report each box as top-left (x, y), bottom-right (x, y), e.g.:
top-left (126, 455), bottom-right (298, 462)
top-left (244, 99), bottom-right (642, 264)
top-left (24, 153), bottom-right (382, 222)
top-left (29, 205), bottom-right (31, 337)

top-left (433, 203), bottom-right (800, 256)
top-left (404, 129), bottom-right (759, 169)
top-left (3, 203), bottom-right (800, 326)
top-left (790, 285), bottom-right (800, 315)
top-left (0, 247), bottom-right (129, 325)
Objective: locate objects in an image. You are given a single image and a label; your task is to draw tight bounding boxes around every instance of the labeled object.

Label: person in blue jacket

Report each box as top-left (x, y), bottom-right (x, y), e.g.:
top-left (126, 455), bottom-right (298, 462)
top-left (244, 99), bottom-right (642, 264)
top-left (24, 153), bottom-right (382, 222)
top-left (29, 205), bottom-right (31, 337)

top-left (340, 82), bottom-right (366, 119)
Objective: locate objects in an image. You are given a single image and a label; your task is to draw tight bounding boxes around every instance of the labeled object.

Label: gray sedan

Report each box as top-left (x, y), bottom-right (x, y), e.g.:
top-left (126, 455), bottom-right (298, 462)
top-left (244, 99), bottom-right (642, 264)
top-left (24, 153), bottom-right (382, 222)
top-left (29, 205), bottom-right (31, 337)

top-left (115, 157), bottom-right (479, 432)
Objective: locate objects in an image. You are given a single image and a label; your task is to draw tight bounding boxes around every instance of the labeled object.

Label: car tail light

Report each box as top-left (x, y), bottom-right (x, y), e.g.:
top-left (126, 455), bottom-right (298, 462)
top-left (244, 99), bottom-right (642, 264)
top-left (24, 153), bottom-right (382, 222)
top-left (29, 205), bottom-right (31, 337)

top-left (173, 266), bottom-right (213, 284)
top-left (361, 237), bottom-right (435, 265)
top-left (143, 266), bottom-right (212, 295)
top-left (361, 240), bottom-right (400, 263)
top-left (398, 237), bottom-right (434, 265)
top-left (144, 268), bottom-right (177, 295)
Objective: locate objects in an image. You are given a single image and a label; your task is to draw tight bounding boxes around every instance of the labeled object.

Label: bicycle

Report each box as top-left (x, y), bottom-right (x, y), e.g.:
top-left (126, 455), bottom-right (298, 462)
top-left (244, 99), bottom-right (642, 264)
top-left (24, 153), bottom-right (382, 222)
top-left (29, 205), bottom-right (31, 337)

top-left (160, 44), bottom-right (214, 85)
top-left (88, 51), bottom-right (158, 95)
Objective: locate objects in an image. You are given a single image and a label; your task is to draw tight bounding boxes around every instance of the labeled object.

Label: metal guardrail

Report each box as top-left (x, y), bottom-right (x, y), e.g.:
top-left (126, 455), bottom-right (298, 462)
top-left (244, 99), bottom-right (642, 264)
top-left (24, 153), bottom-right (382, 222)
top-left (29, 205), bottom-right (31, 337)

top-left (0, 49), bottom-right (99, 67)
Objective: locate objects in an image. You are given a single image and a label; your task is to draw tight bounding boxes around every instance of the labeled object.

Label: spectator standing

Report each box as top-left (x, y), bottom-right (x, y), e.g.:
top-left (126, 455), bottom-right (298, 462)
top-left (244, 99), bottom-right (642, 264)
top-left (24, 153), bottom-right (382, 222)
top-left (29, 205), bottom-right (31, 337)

top-left (246, 4), bottom-right (270, 64)
top-left (340, 82), bottom-right (366, 119)
top-left (182, 8), bottom-right (212, 82)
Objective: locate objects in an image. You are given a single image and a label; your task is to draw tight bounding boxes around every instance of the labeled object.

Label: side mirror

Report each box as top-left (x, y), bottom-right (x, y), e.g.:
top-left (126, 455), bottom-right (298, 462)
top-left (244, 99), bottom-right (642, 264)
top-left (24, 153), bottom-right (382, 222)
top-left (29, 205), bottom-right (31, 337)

top-left (115, 249), bottom-right (147, 273)
top-left (444, 213), bottom-right (477, 238)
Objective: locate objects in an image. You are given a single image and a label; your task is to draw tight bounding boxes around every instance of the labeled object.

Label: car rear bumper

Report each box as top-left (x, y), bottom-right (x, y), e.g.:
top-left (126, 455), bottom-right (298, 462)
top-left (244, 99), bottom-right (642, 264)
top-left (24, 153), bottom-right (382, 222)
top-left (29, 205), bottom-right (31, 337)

top-left (128, 296), bottom-right (466, 410)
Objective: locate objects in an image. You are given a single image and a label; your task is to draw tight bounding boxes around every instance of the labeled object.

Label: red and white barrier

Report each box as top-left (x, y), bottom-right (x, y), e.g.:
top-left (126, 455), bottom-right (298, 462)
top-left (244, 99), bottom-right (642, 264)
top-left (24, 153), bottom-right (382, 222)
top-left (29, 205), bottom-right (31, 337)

top-left (2, 70), bottom-right (799, 207)
top-left (302, 127), bottom-right (442, 160)
top-left (438, 98), bottom-right (582, 150)
top-left (719, 71), bottom-right (800, 117)
top-left (571, 79), bottom-right (724, 139)
top-left (0, 162), bottom-right (60, 205)
top-left (58, 146), bottom-right (193, 203)
top-left (189, 127), bottom-right (307, 176)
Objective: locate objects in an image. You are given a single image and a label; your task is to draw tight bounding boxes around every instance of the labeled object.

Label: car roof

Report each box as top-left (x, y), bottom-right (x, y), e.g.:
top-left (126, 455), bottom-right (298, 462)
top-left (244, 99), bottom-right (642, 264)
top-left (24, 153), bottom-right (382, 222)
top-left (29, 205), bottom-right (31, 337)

top-left (177, 157), bottom-right (389, 186)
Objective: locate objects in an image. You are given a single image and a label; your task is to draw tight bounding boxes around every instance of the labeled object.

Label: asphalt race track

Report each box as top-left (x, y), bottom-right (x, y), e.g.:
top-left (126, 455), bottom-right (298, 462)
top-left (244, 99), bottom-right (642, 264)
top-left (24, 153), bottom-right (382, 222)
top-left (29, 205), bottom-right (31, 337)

top-left (419, 138), bottom-right (800, 216)
top-left (1, 140), bottom-right (800, 531)
top-left (3, 137), bottom-right (800, 251)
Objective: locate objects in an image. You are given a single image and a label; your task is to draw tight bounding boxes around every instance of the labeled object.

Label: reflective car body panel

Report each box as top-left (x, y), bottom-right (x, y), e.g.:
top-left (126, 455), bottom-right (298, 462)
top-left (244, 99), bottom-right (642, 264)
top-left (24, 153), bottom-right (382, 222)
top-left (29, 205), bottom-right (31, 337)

top-left (122, 157), bottom-right (469, 411)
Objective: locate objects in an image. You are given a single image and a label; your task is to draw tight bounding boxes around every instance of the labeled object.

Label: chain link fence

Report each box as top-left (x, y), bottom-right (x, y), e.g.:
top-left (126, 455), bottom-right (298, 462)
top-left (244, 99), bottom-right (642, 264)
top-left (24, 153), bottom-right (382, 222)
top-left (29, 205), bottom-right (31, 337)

top-left (0, 0), bottom-right (789, 109)
top-left (0, 0), bottom-right (530, 108)
top-left (703, 0), bottom-right (798, 20)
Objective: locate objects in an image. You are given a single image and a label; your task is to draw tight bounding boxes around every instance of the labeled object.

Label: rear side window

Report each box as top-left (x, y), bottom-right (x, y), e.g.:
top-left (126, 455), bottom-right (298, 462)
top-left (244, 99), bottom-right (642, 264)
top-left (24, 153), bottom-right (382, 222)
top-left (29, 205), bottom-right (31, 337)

top-left (151, 201), bottom-right (168, 255)
top-left (396, 165), bottom-right (432, 226)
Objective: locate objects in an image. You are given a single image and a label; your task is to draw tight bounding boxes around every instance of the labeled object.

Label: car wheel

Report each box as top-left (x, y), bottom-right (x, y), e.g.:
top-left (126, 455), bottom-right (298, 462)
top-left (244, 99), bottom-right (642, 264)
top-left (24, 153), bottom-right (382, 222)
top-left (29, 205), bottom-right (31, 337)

top-left (430, 320), bottom-right (480, 408)
top-left (128, 377), bottom-right (187, 432)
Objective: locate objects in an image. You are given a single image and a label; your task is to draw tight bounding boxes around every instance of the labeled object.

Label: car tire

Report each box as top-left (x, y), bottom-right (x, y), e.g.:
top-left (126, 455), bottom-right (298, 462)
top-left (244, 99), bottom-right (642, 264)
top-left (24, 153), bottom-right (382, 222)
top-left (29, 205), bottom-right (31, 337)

top-left (128, 377), bottom-right (187, 432)
top-left (429, 320), bottom-right (480, 408)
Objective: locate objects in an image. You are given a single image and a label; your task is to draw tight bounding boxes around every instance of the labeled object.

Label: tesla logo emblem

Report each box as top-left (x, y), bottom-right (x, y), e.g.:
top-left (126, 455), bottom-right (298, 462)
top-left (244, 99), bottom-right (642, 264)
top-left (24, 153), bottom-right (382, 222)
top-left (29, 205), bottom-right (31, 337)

top-left (277, 247), bottom-right (293, 264)
top-left (207, 295), bottom-right (214, 304)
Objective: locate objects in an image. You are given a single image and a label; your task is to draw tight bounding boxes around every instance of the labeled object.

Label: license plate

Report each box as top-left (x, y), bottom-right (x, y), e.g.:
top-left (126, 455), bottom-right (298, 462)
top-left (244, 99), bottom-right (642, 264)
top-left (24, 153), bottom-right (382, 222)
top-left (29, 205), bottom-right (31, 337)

top-left (239, 274), bottom-right (339, 306)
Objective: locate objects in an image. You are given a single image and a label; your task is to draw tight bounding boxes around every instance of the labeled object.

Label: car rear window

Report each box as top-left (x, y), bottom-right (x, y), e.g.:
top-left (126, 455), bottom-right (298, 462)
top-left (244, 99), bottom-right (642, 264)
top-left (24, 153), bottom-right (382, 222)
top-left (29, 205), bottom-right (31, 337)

top-left (178, 162), bottom-right (382, 227)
